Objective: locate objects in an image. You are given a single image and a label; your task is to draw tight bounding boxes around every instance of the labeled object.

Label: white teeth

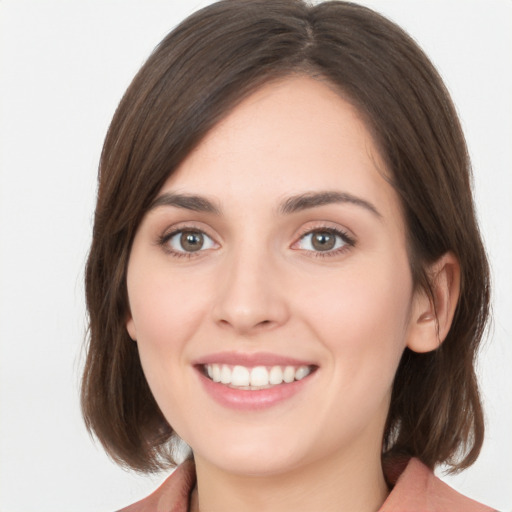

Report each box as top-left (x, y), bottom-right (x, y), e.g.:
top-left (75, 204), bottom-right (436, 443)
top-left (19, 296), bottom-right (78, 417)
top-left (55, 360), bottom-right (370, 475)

top-left (295, 366), bottom-right (310, 380)
top-left (220, 365), bottom-right (231, 384)
top-left (231, 365), bottom-right (250, 386)
top-left (204, 363), bottom-right (313, 389)
top-left (269, 366), bottom-right (283, 385)
top-left (212, 364), bottom-right (221, 382)
top-left (250, 366), bottom-right (268, 386)
top-left (283, 366), bottom-right (295, 383)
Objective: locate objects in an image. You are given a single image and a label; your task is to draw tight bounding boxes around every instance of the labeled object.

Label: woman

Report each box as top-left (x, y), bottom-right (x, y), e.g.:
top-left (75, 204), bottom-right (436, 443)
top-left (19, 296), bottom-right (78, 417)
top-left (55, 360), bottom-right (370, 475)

top-left (81, 1), bottom-right (494, 510)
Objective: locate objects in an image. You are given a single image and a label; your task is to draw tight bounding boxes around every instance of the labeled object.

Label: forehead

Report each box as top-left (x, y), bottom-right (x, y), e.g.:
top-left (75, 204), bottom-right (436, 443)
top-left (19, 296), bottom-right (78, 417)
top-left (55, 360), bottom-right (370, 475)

top-left (161, 75), bottom-right (401, 225)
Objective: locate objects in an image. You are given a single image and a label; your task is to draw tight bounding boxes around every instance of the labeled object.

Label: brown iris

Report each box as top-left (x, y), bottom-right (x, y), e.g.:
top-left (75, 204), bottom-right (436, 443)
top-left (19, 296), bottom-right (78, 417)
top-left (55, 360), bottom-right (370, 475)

top-left (311, 231), bottom-right (336, 251)
top-left (180, 231), bottom-right (204, 252)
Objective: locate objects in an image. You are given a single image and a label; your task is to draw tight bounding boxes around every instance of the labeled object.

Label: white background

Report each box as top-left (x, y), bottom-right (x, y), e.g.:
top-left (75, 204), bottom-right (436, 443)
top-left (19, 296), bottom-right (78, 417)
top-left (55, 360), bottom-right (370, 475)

top-left (0, 1), bottom-right (511, 511)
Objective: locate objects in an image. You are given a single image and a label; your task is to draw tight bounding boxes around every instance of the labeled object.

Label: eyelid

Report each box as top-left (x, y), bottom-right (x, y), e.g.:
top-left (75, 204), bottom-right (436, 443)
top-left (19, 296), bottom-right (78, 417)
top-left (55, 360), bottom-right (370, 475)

top-left (157, 222), bottom-right (220, 257)
top-left (169, 230), bottom-right (216, 252)
top-left (158, 220), bottom-right (218, 241)
top-left (291, 222), bottom-right (356, 256)
top-left (293, 221), bottom-right (356, 242)
top-left (154, 220), bottom-right (355, 259)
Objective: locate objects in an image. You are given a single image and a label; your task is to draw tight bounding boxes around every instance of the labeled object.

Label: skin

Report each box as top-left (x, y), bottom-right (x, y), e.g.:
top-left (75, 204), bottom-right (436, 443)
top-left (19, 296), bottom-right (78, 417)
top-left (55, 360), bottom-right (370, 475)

top-left (126, 75), bottom-right (459, 512)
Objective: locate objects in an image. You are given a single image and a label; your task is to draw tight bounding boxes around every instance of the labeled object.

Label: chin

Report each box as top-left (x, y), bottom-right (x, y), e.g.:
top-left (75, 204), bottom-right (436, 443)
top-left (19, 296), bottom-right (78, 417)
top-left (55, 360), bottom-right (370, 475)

top-left (191, 430), bottom-right (307, 477)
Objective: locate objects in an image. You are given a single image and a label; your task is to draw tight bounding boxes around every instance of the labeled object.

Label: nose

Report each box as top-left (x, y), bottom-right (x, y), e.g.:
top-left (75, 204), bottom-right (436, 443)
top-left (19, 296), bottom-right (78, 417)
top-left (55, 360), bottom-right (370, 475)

top-left (212, 246), bottom-right (290, 335)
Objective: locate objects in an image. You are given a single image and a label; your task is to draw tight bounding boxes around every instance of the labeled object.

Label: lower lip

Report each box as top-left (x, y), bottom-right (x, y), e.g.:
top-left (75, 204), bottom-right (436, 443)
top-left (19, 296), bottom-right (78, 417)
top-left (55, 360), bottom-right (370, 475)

top-left (196, 369), bottom-right (315, 411)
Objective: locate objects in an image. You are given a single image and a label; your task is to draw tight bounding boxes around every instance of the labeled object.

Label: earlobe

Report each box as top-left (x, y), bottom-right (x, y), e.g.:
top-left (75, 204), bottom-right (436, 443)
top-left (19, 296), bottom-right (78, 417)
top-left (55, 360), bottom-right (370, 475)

top-left (407, 252), bottom-right (460, 353)
top-left (126, 316), bottom-right (137, 341)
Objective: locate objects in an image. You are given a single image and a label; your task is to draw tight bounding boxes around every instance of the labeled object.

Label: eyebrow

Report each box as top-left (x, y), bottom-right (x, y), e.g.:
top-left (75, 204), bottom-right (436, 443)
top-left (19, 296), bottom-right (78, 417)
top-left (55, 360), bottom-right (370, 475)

top-left (149, 192), bottom-right (221, 214)
top-left (279, 191), bottom-right (382, 218)
top-left (149, 190), bottom-right (381, 218)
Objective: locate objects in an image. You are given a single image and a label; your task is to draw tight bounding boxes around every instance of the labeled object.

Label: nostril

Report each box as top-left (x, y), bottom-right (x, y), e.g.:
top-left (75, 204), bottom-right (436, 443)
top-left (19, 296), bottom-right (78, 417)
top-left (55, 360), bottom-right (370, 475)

top-left (255, 319), bottom-right (274, 329)
top-left (217, 318), bottom-right (273, 327)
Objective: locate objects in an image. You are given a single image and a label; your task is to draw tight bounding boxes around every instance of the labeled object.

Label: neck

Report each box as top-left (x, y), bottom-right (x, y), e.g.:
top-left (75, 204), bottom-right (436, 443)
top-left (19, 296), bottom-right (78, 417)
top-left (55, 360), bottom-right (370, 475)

top-left (192, 444), bottom-right (389, 512)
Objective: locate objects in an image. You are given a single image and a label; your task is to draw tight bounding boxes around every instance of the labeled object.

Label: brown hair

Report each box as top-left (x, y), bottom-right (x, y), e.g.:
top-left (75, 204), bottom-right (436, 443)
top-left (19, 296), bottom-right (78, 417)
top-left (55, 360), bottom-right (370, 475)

top-left (81, 0), bottom-right (490, 473)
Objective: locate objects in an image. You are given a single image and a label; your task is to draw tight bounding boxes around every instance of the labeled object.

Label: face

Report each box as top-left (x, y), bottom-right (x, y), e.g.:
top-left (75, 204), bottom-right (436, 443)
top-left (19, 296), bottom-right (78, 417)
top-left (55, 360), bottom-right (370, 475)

top-left (126, 76), bottom-right (422, 477)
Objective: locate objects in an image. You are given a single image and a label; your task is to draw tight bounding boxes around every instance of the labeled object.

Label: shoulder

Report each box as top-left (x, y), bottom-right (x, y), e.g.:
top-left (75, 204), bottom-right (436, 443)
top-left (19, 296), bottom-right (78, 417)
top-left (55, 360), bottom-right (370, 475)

top-left (117, 460), bottom-right (196, 512)
top-left (380, 457), bottom-right (496, 512)
top-left (116, 457), bottom-right (495, 512)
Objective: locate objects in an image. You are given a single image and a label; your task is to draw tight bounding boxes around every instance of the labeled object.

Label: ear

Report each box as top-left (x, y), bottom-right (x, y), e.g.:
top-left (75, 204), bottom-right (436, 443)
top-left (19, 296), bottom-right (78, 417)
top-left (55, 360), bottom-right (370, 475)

top-left (407, 252), bottom-right (460, 353)
top-left (126, 314), bottom-right (137, 341)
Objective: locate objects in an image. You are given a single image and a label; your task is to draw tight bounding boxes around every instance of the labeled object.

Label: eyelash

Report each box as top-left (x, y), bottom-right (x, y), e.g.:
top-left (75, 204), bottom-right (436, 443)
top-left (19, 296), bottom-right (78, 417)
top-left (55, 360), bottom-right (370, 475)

top-left (157, 225), bottom-right (356, 259)
top-left (294, 226), bottom-right (356, 258)
top-left (157, 225), bottom-right (216, 259)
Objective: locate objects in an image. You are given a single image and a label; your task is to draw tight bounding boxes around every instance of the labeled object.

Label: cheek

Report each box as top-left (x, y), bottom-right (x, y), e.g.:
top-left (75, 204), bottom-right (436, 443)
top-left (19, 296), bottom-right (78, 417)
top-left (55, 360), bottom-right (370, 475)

top-left (300, 259), bottom-right (413, 385)
top-left (128, 266), bottom-right (209, 349)
top-left (126, 263), bottom-right (213, 410)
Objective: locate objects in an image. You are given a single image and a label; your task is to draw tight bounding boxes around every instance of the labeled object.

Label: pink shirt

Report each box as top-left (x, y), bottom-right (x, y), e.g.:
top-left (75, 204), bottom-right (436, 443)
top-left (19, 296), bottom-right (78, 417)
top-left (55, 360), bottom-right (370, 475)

top-left (119, 457), bottom-right (495, 512)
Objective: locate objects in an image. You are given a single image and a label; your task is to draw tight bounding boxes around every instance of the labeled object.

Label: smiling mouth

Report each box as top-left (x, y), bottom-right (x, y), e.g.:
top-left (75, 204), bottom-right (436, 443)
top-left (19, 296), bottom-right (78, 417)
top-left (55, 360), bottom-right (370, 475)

top-left (201, 364), bottom-right (317, 390)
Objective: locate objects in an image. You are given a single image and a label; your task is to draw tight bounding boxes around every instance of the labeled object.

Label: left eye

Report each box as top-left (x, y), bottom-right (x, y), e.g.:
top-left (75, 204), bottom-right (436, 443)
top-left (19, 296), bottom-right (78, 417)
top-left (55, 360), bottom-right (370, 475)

top-left (167, 230), bottom-right (216, 253)
top-left (295, 229), bottom-right (348, 252)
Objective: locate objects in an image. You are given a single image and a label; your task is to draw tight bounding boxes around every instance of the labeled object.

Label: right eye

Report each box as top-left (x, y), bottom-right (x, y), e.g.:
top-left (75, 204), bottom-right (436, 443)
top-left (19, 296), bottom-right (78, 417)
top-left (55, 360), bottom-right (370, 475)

top-left (165, 229), bottom-right (217, 254)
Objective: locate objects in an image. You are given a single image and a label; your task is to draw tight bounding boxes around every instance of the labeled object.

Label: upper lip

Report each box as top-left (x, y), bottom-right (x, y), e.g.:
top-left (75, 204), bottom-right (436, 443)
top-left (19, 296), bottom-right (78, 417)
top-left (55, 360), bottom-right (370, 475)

top-left (192, 351), bottom-right (316, 367)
